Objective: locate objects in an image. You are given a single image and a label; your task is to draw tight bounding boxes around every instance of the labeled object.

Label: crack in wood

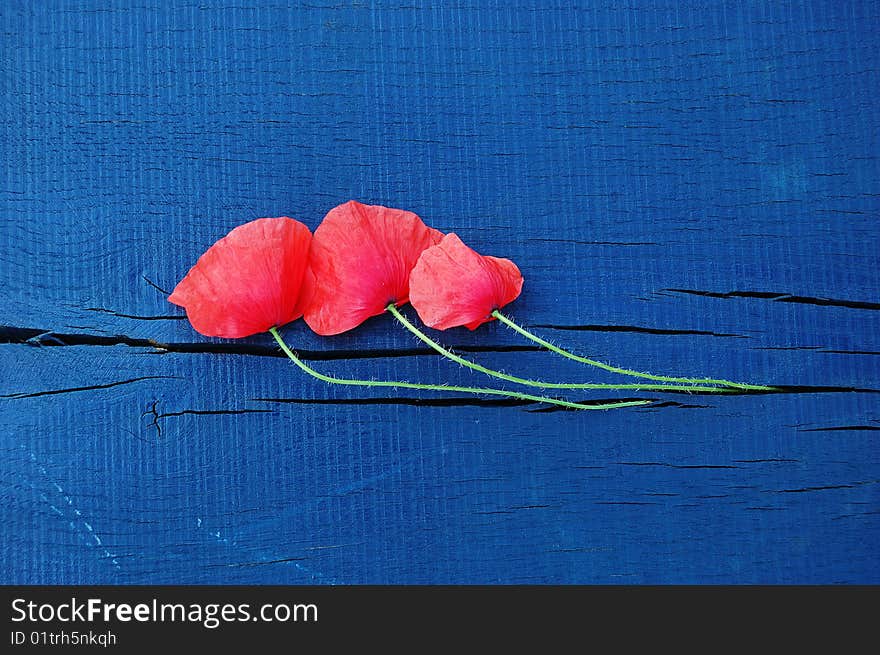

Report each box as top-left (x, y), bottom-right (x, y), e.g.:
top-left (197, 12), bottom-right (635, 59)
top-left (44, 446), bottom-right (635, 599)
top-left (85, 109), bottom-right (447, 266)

top-left (733, 458), bottom-right (800, 464)
top-left (160, 408), bottom-right (275, 419)
top-left (142, 399), bottom-right (162, 437)
top-left (84, 307), bottom-right (186, 321)
top-left (1, 376), bottom-right (178, 399)
top-left (615, 462), bottom-right (741, 469)
top-left (756, 385), bottom-right (879, 394)
top-left (143, 401), bottom-right (276, 437)
top-left (798, 425), bottom-right (880, 432)
top-left (0, 326), bottom-right (543, 360)
top-left (774, 484), bottom-right (857, 493)
top-left (769, 479), bottom-right (879, 494)
top-left (664, 288), bottom-right (880, 311)
top-left (142, 274), bottom-right (172, 296)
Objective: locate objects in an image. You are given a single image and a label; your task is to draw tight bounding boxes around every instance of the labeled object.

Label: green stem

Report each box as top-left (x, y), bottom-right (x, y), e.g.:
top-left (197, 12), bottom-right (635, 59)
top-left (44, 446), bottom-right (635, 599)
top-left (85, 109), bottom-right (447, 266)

top-left (268, 328), bottom-right (650, 411)
top-left (491, 311), bottom-right (777, 392)
top-left (386, 304), bottom-right (731, 394)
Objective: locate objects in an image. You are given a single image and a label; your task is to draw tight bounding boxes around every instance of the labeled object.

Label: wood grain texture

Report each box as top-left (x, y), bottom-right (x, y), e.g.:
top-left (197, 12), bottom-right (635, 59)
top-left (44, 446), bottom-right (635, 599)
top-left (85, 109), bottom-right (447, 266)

top-left (1, 0), bottom-right (877, 583)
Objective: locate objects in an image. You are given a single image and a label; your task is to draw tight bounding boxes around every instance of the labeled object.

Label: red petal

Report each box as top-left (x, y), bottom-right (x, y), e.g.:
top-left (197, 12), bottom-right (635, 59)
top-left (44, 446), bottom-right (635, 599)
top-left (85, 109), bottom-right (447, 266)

top-left (168, 217), bottom-right (312, 338)
top-left (303, 201), bottom-right (443, 336)
top-left (409, 233), bottom-right (523, 331)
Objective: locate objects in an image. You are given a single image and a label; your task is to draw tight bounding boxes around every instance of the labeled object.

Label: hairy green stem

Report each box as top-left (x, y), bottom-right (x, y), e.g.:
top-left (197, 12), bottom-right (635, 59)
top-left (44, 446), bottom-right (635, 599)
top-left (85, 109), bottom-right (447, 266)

top-left (491, 310), bottom-right (777, 392)
top-left (269, 328), bottom-right (650, 411)
top-left (386, 304), bottom-right (731, 394)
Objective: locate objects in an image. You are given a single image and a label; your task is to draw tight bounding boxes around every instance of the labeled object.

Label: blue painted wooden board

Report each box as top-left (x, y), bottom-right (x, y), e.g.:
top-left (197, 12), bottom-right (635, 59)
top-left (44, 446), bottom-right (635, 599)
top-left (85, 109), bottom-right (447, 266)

top-left (1, 1), bottom-right (878, 584)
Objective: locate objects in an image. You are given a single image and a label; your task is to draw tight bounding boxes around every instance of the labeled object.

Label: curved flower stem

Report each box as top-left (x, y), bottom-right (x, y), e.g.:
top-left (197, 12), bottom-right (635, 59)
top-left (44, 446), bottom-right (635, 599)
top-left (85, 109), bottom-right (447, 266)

top-left (491, 310), bottom-right (777, 392)
top-left (386, 305), bottom-right (730, 394)
top-left (268, 328), bottom-right (650, 411)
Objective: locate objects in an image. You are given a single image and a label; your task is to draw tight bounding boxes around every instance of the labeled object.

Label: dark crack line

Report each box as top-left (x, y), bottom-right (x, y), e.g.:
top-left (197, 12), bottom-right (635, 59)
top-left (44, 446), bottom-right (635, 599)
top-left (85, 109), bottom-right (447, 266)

top-left (165, 342), bottom-right (544, 360)
top-left (616, 462), bottom-right (740, 469)
top-left (142, 399), bottom-right (162, 438)
top-left (773, 484), bottom-right (856, 493)
top-left (85, 307), bottom-right (186, 321)
top-left (143, 402), bottom-right (275, 437)
top-left (798, 425), bottom-right (880, 432)
top-left (160, 409), bottom-right (275, 419)
top-left (765, 385), bottom-right (879, 394)
top-left (734, 458), bottom-right (800, 464)
top-left (832, 510), bottom-right (880, 521)
top-left (2, 376), bottom-right (177, 399)
top-left (142, 275), bottom-right (171, 296)
top-left (3, 329), bottom-right (878, 406)
top-left (0, 326), bottom-right (543, 360)
top-left (770, 479), bottom-right (878, 494)
top-left (665, 288), bottom-right (880, 311)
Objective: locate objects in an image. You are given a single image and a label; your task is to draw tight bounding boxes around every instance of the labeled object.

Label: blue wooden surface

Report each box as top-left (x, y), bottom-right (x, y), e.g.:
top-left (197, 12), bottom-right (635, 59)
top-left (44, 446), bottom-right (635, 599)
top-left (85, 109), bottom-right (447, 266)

top-left (1, 1), bottom-right (878, 584)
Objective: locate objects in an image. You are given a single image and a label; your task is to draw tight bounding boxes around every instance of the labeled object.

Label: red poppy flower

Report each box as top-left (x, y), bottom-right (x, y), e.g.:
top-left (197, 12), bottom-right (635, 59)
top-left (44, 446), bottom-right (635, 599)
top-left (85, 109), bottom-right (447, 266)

top-left (303, 200), bottom-right (443, 336)
top-left (409, 233), bottom-right (523, 331)
top-left (168, 217), bottom-right (312, 338)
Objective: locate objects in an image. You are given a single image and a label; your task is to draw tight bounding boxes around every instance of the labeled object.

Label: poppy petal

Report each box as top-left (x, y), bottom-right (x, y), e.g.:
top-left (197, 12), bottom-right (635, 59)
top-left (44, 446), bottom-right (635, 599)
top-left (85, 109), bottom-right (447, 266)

top-left (409, 233), bottom-right (524, 331)
top-left (303, 200), bottom-right (443, 336)
top-left (168, 217), bottom-right (312, 338)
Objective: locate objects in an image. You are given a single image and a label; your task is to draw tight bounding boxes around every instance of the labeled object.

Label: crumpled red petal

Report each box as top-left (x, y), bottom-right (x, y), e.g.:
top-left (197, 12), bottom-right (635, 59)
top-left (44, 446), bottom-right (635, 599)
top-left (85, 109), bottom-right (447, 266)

top-left (303, 201), bottom-right (443, 336)
top-left (168, 217), bottom-right (312, 338)
top-left (409, 233), bottom-right (524, 331)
